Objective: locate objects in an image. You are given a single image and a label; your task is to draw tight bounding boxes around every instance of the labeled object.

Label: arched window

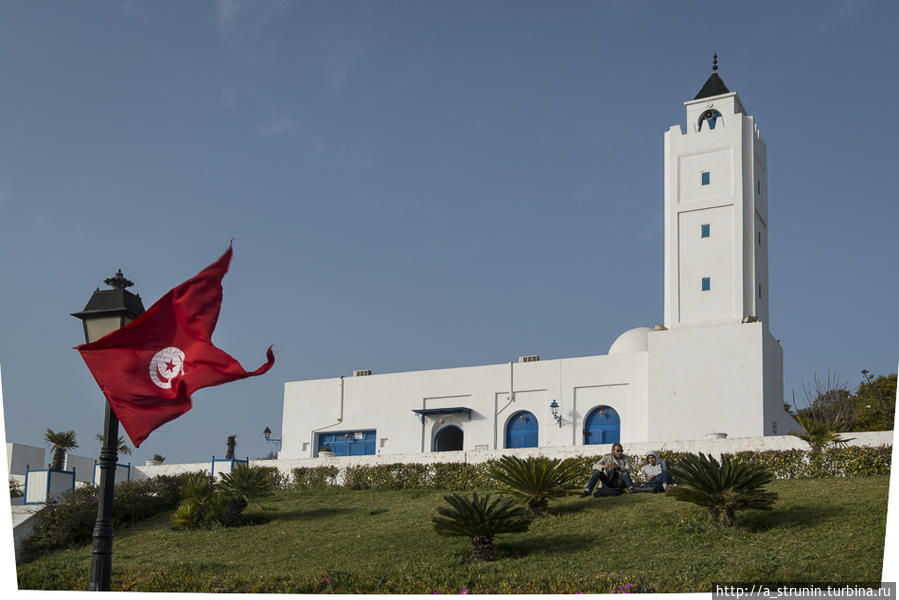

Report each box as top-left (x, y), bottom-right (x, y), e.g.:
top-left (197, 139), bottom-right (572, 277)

top-left (583, 406), bottom-right (620, 445)
top-left (505, 411), bottom-right (538, 448)
top-left (698, 109), bottom-right (722, 131)
top-left (433, 425), bottom-right (463, 452)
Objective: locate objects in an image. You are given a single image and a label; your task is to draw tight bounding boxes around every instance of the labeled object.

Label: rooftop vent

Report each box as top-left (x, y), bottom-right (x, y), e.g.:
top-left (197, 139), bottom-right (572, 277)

top-left (352, 369), bottom-right (372, 377)
top-left (518, 355), bottom-right (539, 363)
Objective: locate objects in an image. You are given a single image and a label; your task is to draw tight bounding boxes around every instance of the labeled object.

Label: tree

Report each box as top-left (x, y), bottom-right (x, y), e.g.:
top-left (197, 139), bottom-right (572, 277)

top-left (667, 453), bottom-right (777, 527)
top-left (487, 455), bottom-right (583, 516)
top-left (790, 372), bottom-right (854, 455)
top-left (225, 435), bottom-right (237, 459)
top-left (43, 429), bottom-right (78, 470)
top-left (95, 434), bottom-right (132, 456)
top-left (850, 371), bottom-right (896, 432)
top-left (431, 492), bottom-right (532, 560)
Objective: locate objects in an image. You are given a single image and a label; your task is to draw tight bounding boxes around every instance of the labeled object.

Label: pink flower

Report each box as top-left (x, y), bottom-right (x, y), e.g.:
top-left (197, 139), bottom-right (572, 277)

top-left (461, 591), bottom-right (469, 595)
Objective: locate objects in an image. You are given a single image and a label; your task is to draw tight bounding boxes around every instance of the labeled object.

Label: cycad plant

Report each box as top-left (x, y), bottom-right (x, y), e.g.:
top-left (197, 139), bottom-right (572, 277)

top-left (487, 455), bottom-right (583, 516)
top-left (218, 463), bottom-right (273, 510)
top-left (432, 492), bottom-right (532, 560)
top-left (172, 473), bottom-right (222, 529)
top-left (44, 429), bottom-right (78, 470)
top-left (667, 453), bottom-right (777, 527)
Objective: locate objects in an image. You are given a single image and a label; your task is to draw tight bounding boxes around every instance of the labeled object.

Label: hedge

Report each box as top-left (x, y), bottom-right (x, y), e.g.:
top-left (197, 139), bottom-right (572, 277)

top-left (289, 445), bottom-right (891, 490)
top-left (21, 471), bottom-right (205, 562)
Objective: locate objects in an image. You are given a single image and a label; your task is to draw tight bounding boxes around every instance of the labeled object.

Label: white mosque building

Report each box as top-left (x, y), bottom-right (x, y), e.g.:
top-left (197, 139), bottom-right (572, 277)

top-left (278, 66), bottom-right (797, 460)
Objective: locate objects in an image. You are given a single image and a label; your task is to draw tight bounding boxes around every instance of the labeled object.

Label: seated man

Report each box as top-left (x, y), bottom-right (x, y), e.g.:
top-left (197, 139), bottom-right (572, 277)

top-left (636, 451), bottom-right (673, 492)
top-left (579, 443), bottom-right (635, 496)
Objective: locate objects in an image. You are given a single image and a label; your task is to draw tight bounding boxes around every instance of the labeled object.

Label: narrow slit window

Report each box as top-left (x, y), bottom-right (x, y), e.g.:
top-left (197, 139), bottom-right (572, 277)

top-left (701, 171), bottom-right (710, 186)
top-left (701, 224), bottom-right (710, 238)
top-left (759, 284), bottom-right (762, 298)
top-left (701, 277), bottom-right (711, 291)
top-left (757, 180), bottom-right (761, 195)
top-left (758, 231), bottom-right (761, 245)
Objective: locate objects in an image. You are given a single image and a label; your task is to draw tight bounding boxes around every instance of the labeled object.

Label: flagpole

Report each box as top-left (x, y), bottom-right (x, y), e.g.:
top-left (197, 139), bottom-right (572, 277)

top-left (73, 270), bottom-right (145, 591)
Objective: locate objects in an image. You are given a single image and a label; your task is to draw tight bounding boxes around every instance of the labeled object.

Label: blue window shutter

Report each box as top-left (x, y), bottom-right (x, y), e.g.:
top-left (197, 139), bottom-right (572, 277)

top-left (701, 277), bottom-right (711, 291)
top-left (701, 171), bottom-right (710, 186)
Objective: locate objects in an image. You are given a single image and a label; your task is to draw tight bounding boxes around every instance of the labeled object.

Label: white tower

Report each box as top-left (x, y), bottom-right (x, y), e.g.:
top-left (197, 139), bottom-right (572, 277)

top-left (663, 57), bottom-right (769, 330)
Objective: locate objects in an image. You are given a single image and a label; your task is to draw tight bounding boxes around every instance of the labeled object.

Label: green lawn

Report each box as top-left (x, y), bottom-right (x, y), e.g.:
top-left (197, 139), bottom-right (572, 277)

top-left (17, 476), bottom-right (889, 593)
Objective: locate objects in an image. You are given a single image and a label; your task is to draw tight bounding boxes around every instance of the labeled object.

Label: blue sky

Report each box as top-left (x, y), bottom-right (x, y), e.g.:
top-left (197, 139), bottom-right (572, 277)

top-left (1, 1), bottom-right (897, 467)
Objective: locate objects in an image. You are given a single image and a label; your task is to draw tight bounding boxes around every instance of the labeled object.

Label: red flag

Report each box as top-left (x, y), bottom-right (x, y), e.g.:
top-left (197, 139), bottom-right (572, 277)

top-left (77, 245), bottom-right (274, 447)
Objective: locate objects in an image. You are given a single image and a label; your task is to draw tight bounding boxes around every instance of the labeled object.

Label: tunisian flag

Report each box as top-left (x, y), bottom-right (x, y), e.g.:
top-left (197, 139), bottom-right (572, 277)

top-left (77, 245), bottom-right (275, 447)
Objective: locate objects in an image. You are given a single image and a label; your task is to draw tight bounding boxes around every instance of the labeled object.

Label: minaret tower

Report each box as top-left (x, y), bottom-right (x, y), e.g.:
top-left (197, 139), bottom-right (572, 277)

top-left (663, 55), bottom-right (769, 330)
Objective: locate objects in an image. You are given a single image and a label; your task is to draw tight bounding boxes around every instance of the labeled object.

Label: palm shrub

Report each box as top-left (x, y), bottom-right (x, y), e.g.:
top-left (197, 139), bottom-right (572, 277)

top-left (172, 473), bottom-right (240, 529)
top-left (487, 455), bottom-right (583, 516)
top-left (218, 463), bottom-right (274, 509)
top-left (431, 492), bottom-right (532, 560)
top-left (667, 452), bottom-right (777, 527)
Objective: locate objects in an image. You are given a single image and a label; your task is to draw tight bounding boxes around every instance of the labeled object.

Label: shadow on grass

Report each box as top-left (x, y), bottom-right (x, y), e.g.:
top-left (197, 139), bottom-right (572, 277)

top-left (275, 506), bottom-right (356, 522)
top-left (738, 503), bottom-right (843, 532)
top-left (495, 533), bottom-right (597, 558)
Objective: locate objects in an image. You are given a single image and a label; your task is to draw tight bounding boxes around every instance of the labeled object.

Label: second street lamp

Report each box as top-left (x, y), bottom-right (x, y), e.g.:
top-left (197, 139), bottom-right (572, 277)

top-left (72, 269), bottom-right (145, 592)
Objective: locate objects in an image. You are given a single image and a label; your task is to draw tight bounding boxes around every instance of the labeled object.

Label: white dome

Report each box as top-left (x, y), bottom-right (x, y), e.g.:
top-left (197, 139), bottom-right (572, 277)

top-left (608, 327), bottom-right (651, 355)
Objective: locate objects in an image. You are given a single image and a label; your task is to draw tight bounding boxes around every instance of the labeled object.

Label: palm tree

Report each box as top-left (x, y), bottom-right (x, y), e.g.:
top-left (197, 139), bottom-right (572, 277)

top-left (431, 492), bottom-right (532, 560)
top-left (225, 435), bottom-right (237, 459)
top-left (95, 433), bottom-right (132, 456)
top-left (44, 429), bottom-right (78, 470)
top-left (667, 453), bottom-right (777, 527)
top-left (218, 463), bottom-right (273, 510)
top-left (487, 455), bottom-right (582, 516)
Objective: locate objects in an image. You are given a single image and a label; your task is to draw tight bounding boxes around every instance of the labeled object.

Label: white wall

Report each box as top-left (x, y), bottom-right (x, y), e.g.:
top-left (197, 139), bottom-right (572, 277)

top-left (64, 453), bottom-right (98, 483)
top-left (6, 443), bottom-right (45, 475)
top-left (647, 321), bottom-right (771, 440)
top-left (281, 352), bottom-right (650, 460)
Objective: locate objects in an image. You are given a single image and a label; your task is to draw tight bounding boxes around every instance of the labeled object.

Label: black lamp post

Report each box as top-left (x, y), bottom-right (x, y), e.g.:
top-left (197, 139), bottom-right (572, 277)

top-left (73, 269), bottom-right (145, 591)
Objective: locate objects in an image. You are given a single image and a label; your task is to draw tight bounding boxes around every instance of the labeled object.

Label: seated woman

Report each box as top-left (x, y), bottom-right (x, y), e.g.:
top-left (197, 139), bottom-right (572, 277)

top-left (636, 451), bottom-right (673, 492)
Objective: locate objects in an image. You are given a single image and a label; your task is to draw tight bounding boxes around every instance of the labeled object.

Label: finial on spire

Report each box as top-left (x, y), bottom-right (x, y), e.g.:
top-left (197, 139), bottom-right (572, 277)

top-left (104, 269), bottom-right (134, 290)
top-left (712, 53), bottom-right (718, 72)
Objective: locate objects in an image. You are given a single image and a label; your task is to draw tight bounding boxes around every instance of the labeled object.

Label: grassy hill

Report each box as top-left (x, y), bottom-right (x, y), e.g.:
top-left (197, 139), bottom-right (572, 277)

top-left (17, 475), bottom-right (889, 593)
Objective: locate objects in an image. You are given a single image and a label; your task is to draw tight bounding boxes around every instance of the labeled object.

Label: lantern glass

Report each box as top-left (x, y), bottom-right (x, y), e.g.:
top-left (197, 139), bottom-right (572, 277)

top-left (84, 316), bottom-right (124, 344)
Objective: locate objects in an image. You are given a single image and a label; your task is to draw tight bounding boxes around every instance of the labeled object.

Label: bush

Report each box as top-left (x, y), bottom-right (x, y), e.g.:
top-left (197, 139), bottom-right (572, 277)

top-left (20, 472), bottom-right (201, 562)
top-left (291, 466), bottom-right (339, 489)
top-left (255, 465), bottom-right (289, 490)
top-left (487, 455), bottom-right (582, 516)
top-left (667, 453), bottom-right (777, 527)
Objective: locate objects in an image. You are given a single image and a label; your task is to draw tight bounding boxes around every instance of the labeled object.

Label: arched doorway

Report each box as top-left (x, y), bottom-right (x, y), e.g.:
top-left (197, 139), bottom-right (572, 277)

top-left (433, 425), bottom-right (463, 452)
top-left (583, 406), bottom-right (620, 445)
top-left (505, 410), bottom-right (538, 448)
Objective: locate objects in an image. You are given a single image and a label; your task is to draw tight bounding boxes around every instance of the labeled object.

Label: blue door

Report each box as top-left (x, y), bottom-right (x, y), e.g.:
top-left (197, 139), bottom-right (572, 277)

top-left (583, 406), bottom-right (620, 445)
top-left (318, 430), bottom-right (376, 456)
top-left (505, 411), bottom-right (538, 448)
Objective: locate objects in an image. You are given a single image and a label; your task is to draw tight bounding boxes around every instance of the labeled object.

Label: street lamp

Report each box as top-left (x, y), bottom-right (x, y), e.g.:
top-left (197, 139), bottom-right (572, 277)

top-left (73, 269), bottom-right (145, 591)
top-left (549, 400), bottom-right (563, 428)
top-left (263, 426), bottom-right (282, 446)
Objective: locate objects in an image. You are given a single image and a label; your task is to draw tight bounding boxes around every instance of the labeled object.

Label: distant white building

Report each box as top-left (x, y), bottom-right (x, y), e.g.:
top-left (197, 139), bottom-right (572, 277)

top-left (279, 67), bottom-right (797, 460)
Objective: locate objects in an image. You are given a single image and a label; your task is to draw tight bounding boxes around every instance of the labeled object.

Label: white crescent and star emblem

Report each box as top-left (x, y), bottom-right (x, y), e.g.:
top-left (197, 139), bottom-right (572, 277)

top-left (149, 347), bottom-right (186, 390)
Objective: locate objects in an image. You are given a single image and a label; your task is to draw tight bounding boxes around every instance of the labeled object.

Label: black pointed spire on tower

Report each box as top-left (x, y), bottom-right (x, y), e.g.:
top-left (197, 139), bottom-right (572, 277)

top-left (694, 52), bottom-right (729, 100)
